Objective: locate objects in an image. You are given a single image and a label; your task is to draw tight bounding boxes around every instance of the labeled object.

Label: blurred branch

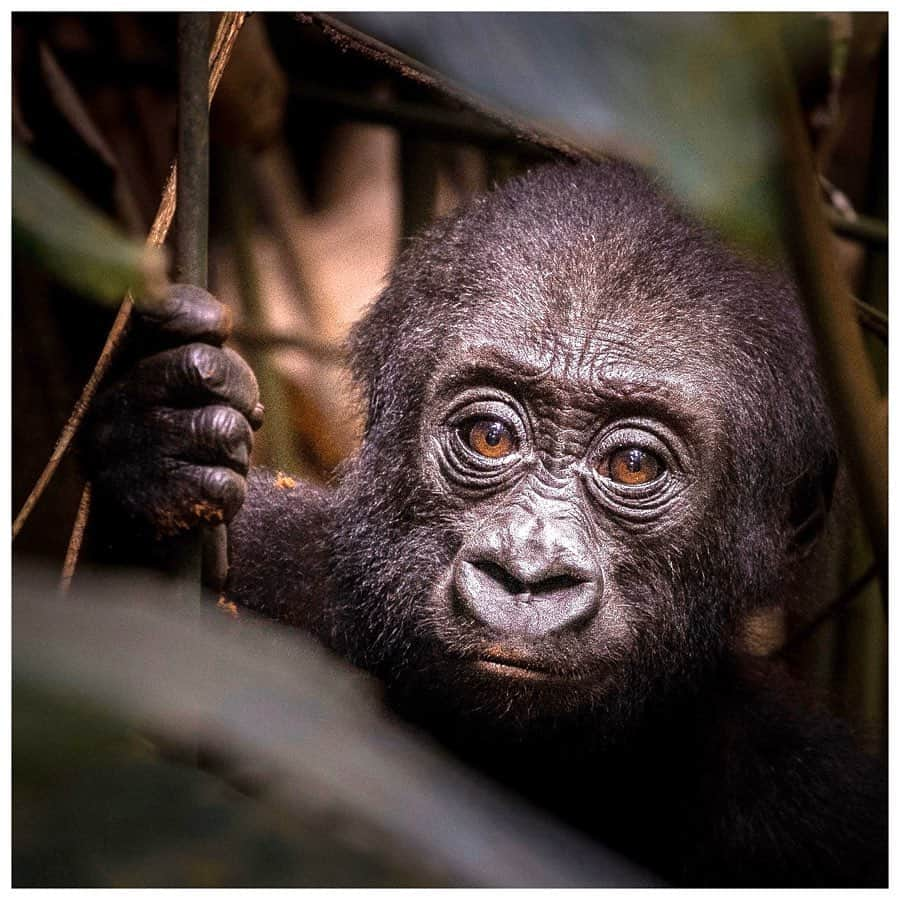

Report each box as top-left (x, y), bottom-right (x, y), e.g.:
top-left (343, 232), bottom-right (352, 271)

top-left (400, 135), bottom-right (437, 241)
top-left (253, 143), bottom-right (321, 330)
top-left (297, 13), bottom-right (592, 162)
top-left (232, 326), bottom-right (346, 363)
top-left (854, 297), bottom-right (887, 342)
top-left (292, 82), bottom-right (553, 157)
top-left (220, 147), bottom-right (305, 474)
top-left (773, 562), bottom-right (877, 656)
top-left (772, 42), bottom-right (888, 610)
top-left (38, 41), bottom-right (145, 235)
top-left (12, 13), bottom-right (247, 543)
top-left (827, 209), bottom-right (888, 248)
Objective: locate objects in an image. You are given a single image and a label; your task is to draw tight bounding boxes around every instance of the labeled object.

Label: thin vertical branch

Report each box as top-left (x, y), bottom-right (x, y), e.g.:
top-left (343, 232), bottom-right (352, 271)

top-left (175, 14), bottom-right (210, 288)
top-left (170, 13), bottom-right (213, 595)
top-left (220, 147), bottom-right (304, 476)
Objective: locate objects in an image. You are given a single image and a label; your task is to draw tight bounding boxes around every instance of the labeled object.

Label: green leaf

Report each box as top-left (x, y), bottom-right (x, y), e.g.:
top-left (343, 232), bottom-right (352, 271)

top-left (13, 144), bottom-right (166, 303)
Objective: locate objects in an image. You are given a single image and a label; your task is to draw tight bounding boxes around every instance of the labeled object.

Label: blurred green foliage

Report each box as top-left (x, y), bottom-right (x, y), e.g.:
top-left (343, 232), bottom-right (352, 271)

top-left (13, 682), bottom-right (433, 887)
top-left (346, 12), bottom-right (805, 256)
top-left (13, 143), bottom-right (166, 304)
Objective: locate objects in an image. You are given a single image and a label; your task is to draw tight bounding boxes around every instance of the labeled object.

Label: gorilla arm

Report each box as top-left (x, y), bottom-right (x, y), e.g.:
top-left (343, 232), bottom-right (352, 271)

top-left (225, 470), bottom-right (336, 634)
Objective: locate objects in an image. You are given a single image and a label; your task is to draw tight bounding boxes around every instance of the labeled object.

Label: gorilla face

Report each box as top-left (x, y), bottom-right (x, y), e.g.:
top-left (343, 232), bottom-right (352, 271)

top-left (335, 309), bottom-right (742, 729)
top-left (329, 160), bottom-right (834, 732)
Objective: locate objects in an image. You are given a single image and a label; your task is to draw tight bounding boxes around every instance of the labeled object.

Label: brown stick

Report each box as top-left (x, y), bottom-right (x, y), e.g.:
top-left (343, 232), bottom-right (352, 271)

top-left (13, 12), bottom-right (247, 543)
top-left (59, 482), bottom-right (92, 595)
top-left (772, 562), bottom-right (878, 657)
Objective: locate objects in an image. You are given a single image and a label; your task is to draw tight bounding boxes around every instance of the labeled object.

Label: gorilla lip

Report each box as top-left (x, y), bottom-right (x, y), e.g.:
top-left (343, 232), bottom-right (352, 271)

top-left (473, 646), bottom-right (562, 681)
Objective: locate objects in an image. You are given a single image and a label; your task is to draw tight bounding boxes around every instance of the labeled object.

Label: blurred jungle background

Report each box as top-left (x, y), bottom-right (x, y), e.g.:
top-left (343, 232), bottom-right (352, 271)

top-left (12, 12), bottom-right (887, 887)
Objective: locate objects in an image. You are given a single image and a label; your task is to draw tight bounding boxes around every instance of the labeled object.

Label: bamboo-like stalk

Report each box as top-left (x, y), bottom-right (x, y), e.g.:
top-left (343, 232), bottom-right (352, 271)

top-left (175, 14), bottom-right (210, 288)
top-left (220, 147), bottom-right (305, 477)
top-left (399, 135), bottom-right (437, 243)
top-left (772, 47), bottom-right (888, 611)
top-left (171, 12), bottom-right (214, 597)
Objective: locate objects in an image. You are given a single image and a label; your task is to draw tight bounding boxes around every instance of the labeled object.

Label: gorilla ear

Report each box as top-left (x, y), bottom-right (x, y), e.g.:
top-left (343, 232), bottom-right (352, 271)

top-left (787, 453), bottom-right (838, 555)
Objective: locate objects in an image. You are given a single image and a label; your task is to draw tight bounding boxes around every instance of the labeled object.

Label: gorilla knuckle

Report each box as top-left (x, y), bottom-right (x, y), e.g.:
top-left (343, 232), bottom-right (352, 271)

top-left (203, 404), bottom-right (250, 442)
top-left (159, 464), bottom-right (245, 531)
top-left (170, 284), bottom-right (232, 340)
top-left (223, 346), bottom-right (259, 392)
top-left (139, 285), bottom-right (232, 348)
top-left (197, 405), bottom-right (253, 472)
top-left (200, 466), bottom-right (246, 520)
top-left (182, 343), bottom-right (227, 391)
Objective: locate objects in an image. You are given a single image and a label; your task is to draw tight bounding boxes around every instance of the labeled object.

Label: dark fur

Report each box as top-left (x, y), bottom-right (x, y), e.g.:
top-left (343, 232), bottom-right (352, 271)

top-left (223, 160), bottom-right (883, 885)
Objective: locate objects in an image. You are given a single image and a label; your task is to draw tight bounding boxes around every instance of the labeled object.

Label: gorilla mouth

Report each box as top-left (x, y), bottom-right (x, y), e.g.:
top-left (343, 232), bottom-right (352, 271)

top-left (473, 658), bottom-right (559, 681)
top-left (472, 646), bottom-right (569, 681)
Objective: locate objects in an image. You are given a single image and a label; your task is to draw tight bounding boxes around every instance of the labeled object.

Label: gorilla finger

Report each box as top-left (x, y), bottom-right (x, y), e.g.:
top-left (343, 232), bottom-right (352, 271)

top-left (247, 400), bottom-right (265, 432)
top-left (150, 405), bottom-right (253, 475)
top-left (138, 283), bottom-right (232, 348)
top-left (169, 462), bottom-right (247, 527)
top-left (134, 344), bottom-right (261, 421)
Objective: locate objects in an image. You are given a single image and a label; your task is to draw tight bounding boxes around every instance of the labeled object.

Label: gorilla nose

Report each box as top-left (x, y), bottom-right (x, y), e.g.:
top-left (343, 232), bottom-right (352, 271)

top-left (454, 558), bottom-right (602, 639)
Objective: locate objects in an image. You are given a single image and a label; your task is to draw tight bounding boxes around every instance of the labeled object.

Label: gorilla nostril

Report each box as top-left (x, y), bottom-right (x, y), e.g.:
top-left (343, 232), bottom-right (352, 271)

top-left (454, 557), bottom-right (602, 638)
top-left (531, 573), bottom-right (585, 595)
top-left (473, 560), bottom-right (526, 596)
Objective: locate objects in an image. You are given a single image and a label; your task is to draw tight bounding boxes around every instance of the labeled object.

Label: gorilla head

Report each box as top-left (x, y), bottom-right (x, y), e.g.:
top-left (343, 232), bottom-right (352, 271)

top-left (326, 159), bottom-right (836, 734)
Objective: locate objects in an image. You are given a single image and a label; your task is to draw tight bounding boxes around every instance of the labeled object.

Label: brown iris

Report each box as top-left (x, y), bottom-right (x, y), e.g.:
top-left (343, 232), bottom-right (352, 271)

top-left (465, 419), bottom-right (517, 459)
top-left (603, 447), bottom-right (663, 485)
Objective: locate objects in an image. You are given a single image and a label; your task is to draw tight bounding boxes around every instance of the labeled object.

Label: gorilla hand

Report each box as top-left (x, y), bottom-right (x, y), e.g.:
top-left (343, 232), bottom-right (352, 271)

top-left (88, 284), bottom-right (263, 537)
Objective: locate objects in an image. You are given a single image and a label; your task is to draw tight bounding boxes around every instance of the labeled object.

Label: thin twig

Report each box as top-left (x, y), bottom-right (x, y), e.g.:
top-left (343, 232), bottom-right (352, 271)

top-left (827, 209), bottom-right (888, 249)
top-left (855, 297), bottom-right (888, 342)
top-left (232, 325), bottom-right (347, 362)
top-left (772, 562), bottom-right (878, 657)
top-left (13, 12), bottom-right (247, 543)
top-left (59, 482), bottom-right (92, 595)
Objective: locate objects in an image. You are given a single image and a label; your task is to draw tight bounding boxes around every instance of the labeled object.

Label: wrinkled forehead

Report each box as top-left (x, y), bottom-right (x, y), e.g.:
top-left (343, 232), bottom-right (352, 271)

top-left (431, 288), bottom-right (729, 430)
top-left (453, 265), bottom-right (724, 382)
top-left (415, 171), bottom-right (760, 417)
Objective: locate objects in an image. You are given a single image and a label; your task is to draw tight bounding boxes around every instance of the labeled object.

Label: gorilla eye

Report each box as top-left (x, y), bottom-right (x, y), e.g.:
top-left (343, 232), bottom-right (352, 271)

top-left (600, 447), bottom-right (663, 486)
top-left (465, 419), bottom-right (517, 459)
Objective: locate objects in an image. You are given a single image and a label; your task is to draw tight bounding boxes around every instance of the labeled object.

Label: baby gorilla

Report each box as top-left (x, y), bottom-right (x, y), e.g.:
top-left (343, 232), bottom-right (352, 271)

top-left (89, 160), bottom-right (886, 886)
